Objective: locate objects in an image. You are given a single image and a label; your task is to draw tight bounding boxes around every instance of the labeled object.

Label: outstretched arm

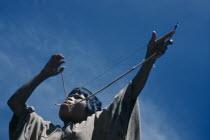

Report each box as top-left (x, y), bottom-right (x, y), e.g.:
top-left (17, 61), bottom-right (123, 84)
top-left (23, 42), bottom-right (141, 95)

top-left (131, 31), bottom-right (175, 98)
top-left (7, 54), bottom-right (65, 117)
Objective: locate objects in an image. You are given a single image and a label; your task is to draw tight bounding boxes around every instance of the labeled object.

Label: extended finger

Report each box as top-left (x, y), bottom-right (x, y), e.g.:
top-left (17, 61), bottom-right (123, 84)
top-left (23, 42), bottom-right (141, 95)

top-left (149, 31), bottom-right (157, 46)
top-left (58, 54), bottom-right (64, 59)
top-left (156, 30), bottom-right (175, 43)
top-left (52, 54), bottom-right (65, 61)
top-left (54, 60), bottom-right (66, 68)
top-left (58, 60), bottom-right (66, 65)
top-left (151, 31), bottom-right (156, 42)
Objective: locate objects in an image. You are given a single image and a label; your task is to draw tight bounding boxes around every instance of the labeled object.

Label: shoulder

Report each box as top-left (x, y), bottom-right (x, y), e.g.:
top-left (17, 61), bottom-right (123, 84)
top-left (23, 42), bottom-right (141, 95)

top-left (9, 106), bottom-right (42, 131)
top-left (9, 105), bottom-right (61, 139)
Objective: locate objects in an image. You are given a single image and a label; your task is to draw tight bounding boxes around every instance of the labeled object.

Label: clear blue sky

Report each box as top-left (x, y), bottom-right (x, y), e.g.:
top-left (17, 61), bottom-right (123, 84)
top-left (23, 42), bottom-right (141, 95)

top-left (0, 0), bottom-right (209, 140)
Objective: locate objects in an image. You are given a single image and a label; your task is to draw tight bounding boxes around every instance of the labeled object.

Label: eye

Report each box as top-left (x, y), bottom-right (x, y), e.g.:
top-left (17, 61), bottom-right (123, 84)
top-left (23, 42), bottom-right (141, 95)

top-left (73, 95), bottom-right (83, 99)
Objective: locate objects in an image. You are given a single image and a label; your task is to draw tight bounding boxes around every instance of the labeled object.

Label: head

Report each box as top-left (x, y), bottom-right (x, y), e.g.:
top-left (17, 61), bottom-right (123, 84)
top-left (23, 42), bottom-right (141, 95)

top-left (59, 87), bottom-right (102, 124)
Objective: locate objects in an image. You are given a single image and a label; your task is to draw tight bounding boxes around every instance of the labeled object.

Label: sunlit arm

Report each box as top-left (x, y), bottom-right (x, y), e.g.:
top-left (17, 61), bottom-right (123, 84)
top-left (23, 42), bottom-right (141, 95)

top-left (131, 30), bottom-right (175, 99)
top-left (7, 54), bottom-right (65, 118)
top-left (131, 50), bottom-right (156, 99)
top-left (7, 73), bottom-right (48, 117)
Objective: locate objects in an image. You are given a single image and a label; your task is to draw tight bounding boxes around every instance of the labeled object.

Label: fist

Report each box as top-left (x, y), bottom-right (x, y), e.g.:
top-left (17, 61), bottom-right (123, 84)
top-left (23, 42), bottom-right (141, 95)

top-left (41, 54), bottom-right (66, 78)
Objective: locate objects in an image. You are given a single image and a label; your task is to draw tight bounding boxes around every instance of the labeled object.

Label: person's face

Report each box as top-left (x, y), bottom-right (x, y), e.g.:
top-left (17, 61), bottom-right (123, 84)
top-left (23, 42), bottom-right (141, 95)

top-left (59, 93), bottom-right (87, 124)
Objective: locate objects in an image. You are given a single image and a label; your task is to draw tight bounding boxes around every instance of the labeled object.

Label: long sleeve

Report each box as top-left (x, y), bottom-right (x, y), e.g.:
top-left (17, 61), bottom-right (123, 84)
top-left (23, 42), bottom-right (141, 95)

top-left (9, 106), bottom-right (62, 140)
top-left (91, 82), bottom-right (140, 140)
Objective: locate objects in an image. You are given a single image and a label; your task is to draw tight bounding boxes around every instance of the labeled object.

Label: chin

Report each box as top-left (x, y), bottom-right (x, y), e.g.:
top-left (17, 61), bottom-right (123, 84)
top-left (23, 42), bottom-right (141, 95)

top-left (59, 109), bottom-right (71, 122)
top-left (59, 111), bottom-right (85, 124)
top-left (59, 104), bottom-right (88, 124)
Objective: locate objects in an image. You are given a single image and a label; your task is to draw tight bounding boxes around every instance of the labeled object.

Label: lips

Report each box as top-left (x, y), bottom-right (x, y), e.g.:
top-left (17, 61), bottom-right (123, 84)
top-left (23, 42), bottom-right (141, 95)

top-left (61, 102), bottom-right (69, 106)
top-left (60, 101), bottom-right (74, 111)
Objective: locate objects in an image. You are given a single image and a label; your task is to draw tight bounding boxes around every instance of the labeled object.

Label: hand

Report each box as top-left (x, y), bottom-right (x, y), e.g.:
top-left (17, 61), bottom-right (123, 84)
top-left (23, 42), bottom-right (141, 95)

top-left (147, 30), bottom-right (175, 59)
top-left (41, 54), bottom-right (66, 78)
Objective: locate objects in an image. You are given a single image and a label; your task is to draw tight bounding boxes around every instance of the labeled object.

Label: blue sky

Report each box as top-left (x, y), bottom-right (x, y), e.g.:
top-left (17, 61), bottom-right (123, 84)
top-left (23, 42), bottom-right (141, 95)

top-left (0, 0), bottom-right (209, 140)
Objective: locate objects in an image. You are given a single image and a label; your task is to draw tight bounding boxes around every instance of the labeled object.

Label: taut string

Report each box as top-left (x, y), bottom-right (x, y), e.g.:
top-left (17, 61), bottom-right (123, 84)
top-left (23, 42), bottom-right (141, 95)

top-left (55, 52), bottom-right (157, 109)
top-left (55, 23), bottom-right (179, 110)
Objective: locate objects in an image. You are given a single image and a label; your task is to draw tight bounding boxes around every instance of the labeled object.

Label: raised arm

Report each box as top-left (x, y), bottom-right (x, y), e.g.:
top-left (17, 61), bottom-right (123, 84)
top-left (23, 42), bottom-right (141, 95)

top-left (7, 54), bottom-right (65, 117)
top-left (131, 31), bottom-right (175, 98)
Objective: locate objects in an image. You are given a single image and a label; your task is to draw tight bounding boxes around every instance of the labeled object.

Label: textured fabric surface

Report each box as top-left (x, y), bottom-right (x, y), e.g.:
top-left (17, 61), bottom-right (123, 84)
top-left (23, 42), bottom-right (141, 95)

top-left (9, 83), bottom-right (140, 140)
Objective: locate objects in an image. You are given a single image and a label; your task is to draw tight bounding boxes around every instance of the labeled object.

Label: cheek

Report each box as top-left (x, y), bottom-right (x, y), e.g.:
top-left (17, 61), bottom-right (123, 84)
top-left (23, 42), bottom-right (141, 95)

top-left (74, 102), bottom-right (86, 112)
top-left (72, 102), bottom-right (87, 118)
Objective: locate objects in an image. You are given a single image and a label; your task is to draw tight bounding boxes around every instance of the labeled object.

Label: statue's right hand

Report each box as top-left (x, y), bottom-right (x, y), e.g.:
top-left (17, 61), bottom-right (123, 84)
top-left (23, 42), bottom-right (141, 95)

top-left (41, 54), bottom-right (66, 78)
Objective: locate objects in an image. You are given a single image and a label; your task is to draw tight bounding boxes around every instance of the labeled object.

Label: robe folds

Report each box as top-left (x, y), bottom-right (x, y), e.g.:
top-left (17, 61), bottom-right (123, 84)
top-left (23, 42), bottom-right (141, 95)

top-left (9, 83), bottom-right (141, 140)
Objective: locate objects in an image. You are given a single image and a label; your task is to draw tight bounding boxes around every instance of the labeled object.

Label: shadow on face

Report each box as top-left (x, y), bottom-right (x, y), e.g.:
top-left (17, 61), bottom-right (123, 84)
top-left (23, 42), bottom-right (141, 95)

top-left (59, 94), bottom-right (88, 124)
